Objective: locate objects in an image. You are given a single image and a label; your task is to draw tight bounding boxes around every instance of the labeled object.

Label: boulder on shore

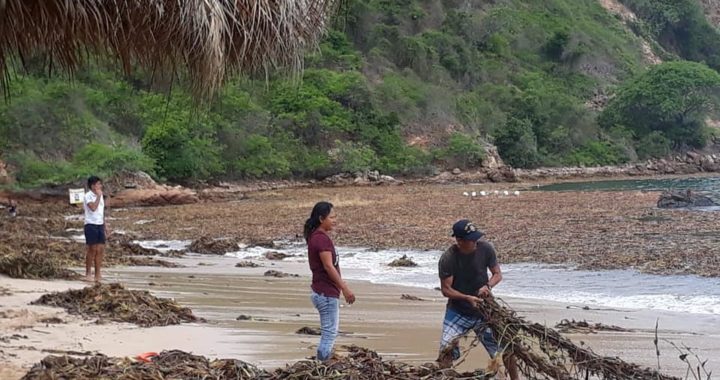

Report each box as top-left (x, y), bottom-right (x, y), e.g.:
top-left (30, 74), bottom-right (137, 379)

top-left (657, 190), bottom-right (717, 209)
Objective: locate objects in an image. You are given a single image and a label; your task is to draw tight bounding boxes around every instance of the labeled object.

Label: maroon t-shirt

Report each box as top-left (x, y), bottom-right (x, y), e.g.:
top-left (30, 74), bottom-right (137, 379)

top-left (307, 229), bottom-right (341, 298)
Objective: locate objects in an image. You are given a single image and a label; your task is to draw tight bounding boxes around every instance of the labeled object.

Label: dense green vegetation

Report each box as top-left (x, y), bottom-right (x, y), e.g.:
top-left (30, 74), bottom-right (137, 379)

top-left (620, 0), bottom-right (720, 70)
top-left (599, 61), bottom-right (720, 155)
top-left (2, 0), bottom-right (720, 187)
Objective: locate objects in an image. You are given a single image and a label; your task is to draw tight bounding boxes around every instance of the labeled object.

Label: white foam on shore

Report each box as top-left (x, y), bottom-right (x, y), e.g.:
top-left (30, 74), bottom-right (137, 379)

top-left (135, 239), bottom-right (192, 253)
top-left (219, 244), bottom-right (720, 315)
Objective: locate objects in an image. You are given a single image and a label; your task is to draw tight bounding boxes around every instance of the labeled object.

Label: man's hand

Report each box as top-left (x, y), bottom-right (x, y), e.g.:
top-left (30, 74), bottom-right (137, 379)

top-left (478, 285), bottom-right (491, 298)
top-left (342, 286), bottom-right (356, 304)
top-left (96, 189), bottom-right (103, 198)
top-left (465, 295), bottom-right (482, 305)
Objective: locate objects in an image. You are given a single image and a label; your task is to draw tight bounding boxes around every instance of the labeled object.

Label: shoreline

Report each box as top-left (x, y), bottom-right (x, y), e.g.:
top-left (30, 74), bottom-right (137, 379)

top-left (3, 169), bottom-right (720, 203)
top-left (2, 255), bottom-right (719, 379)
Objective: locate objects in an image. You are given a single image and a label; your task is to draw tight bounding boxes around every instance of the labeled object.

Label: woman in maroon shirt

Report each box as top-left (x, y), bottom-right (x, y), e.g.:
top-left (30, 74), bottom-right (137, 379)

top-left (304, 201), bottom-right (355, 361)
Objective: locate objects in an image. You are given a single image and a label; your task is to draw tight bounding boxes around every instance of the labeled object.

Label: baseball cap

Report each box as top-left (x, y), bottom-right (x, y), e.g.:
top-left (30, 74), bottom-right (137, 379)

top-left (451, 219), bottom-right (484, 241)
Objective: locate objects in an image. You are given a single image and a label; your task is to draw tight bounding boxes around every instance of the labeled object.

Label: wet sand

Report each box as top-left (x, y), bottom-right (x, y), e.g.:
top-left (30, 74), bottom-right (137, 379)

top-left (2, 255), bottom-right (719, 379)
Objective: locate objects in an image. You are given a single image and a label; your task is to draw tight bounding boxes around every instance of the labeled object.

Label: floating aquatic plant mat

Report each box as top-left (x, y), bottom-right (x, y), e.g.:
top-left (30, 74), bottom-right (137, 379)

top-left (31, 283), bottom-right (202, 327)
top-left (443, 297), bottom-right (681, 380)
top-left (22, 347), bottom-right (489, 380)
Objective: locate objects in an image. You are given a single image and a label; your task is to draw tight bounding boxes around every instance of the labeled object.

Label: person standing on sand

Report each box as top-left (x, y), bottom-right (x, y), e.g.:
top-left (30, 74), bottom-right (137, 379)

top-left (83, 176), bottom-right (108, 283)
top-left (8, 199), bottom-right (17, 217)
top-left (304, 201), bottom-right (355, 361)
top-left (437, 219), bottom-right (519, 380)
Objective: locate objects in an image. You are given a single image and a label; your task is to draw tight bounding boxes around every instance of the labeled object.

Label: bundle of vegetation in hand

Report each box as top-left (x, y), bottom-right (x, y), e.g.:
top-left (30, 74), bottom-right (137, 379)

top-left (471, 297), bottom-right (679, 380)
top-left (0, 250), bottom-right (80, 280)
top-left (21, 350), bottom-right (265, 380)
top-left (31, 283), bottom-right (202, 327)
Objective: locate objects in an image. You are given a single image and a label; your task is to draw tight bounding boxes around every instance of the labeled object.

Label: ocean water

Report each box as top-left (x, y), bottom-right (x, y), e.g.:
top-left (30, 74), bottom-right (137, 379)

top-left (205, 241), bottom-right (720, 315)
top-left (534, 176), bottom-right (720, 201)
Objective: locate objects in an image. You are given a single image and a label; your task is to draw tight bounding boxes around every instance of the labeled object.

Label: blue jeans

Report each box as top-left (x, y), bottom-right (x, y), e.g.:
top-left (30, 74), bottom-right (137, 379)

top-left (311, 291), bottom-right (339, 361)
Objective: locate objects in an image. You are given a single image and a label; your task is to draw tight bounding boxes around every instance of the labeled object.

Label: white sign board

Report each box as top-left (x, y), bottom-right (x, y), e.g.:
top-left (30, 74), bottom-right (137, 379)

top-left (69, 188), bottom-right (85, 205)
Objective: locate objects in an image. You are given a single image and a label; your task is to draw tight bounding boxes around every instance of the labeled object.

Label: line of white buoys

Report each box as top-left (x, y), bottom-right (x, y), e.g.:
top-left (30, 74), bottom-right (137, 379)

top-left (461, 190), bottom-right (520, 197)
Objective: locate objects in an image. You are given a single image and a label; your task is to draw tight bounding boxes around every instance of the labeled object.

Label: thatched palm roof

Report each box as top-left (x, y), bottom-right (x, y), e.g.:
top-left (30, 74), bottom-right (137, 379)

top-left (0, 0), bottom-right (338, 98)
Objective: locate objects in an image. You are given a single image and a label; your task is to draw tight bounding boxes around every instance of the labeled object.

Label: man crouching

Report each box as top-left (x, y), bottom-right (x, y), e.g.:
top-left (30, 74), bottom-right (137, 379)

top-left (437, 219), bottom-right (518, 380)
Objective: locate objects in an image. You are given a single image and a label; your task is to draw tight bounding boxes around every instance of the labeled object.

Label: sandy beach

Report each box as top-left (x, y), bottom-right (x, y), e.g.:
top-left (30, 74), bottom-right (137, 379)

top-left (2, 253), bottom-right (719, 379)
top-left (2, 180), bottom-right (720, 378)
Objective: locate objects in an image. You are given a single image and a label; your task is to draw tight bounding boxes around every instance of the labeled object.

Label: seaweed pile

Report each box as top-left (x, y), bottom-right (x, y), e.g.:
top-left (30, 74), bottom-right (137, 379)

top-left (31, 283), bottom-right (203, 327)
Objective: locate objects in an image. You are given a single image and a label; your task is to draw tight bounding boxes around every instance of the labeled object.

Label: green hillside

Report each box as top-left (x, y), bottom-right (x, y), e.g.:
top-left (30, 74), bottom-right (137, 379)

top-left (2, 0), bottom-right (720, 187)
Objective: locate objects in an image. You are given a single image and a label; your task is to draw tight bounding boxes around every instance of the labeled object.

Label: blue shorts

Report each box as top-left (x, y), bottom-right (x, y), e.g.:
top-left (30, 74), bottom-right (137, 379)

top-left (439, 307), bottom-right (501, 359)
top-left (84, 224), bottom-right (106, 245)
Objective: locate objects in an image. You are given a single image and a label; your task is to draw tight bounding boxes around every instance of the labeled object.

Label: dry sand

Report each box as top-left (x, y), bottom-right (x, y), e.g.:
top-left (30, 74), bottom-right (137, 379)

top-left (2, 255), bottom-right (719, 379)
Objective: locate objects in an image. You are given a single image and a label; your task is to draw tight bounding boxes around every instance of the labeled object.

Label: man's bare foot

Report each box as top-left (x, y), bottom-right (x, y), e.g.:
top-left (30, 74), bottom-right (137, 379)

top-left (83, 276), bottom-right (94, 282)
top-left (94, 276), bottom-right (102, 283)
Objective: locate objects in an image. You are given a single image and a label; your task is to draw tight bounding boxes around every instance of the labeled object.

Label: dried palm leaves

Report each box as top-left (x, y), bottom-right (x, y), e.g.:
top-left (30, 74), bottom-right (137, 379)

top-left (0, 0), bottom-right (339, 98)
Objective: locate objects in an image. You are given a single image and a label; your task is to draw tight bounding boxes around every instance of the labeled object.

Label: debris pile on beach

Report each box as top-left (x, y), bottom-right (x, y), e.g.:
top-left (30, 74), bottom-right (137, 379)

top-left (31, 283), bottom-right (202, 327)
top-left (459, 297), bottom-right (680, 380)
top-left (22, 347), bottom-right (490, 380)
top-left (114, 241), bottom-right (185, 258)
top-left (0, 249), bottom-right (79, 280)
top-left (236, 261), bottom-right (261, 268)
top-left (189, 236), bottom-right (240, 254)
top-left (264, 270), bottom-right (299, 278)
top-left (21, 350), bottom-right (264, 380)
top-left (269, 346), bottom-right (489, 379)
top-left (388, 254), bottom-right (418, 267)
top-left (265, 251), bottom-right (291, 260)
top-left (0, 237), bottom-right (181, 278)
top-left (555, 319), bottom-right (629, 334)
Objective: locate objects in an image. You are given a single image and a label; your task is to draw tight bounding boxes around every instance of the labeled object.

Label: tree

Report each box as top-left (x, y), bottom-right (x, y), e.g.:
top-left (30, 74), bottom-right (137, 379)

top-left (494, 117), bottom-right (540, 168)
top-left (599, 61), bottom-right (720, 148)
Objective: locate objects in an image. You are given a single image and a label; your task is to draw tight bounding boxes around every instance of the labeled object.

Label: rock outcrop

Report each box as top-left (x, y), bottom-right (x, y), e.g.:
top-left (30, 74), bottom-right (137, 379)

top-left (657, 190), bottom-right (718, 209)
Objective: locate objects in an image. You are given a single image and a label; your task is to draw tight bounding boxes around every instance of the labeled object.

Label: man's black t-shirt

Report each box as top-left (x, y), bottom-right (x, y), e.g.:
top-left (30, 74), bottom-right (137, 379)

top-left (438, 240), bottom-right (498, 316)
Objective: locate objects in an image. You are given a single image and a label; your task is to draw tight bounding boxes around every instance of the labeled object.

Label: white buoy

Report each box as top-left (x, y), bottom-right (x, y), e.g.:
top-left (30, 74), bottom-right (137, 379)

top-left (463, 192), bottom-right (469, 197)
top-left (513, 190), bottom-right (520, 196)
top-left (494, 190), bottom-right (499, 195)
top-left (480, 191), bottom-right (487, 197)
top-left (503, 190), bottom-right (509, 196)
top-left (471, 191), bottom-right (477, 197)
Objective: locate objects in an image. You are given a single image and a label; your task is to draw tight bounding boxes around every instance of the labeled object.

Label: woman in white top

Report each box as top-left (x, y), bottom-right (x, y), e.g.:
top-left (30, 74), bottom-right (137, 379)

top-left (83, 176), bottom-right (107, 282)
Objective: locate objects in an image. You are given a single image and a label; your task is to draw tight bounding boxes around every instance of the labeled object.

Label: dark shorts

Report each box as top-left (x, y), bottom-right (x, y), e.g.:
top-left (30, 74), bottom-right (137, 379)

top-left (84, 224), bottom-right (106, 245)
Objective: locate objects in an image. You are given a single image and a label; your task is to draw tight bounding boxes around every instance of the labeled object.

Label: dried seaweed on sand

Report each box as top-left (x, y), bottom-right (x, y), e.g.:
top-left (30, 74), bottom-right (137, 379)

top-left (31, 283), bottom-right (202, 327)
top-left (22, 347), bottom-right (489, 380)
top-left (0, 250), bottom-right (80, 279)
